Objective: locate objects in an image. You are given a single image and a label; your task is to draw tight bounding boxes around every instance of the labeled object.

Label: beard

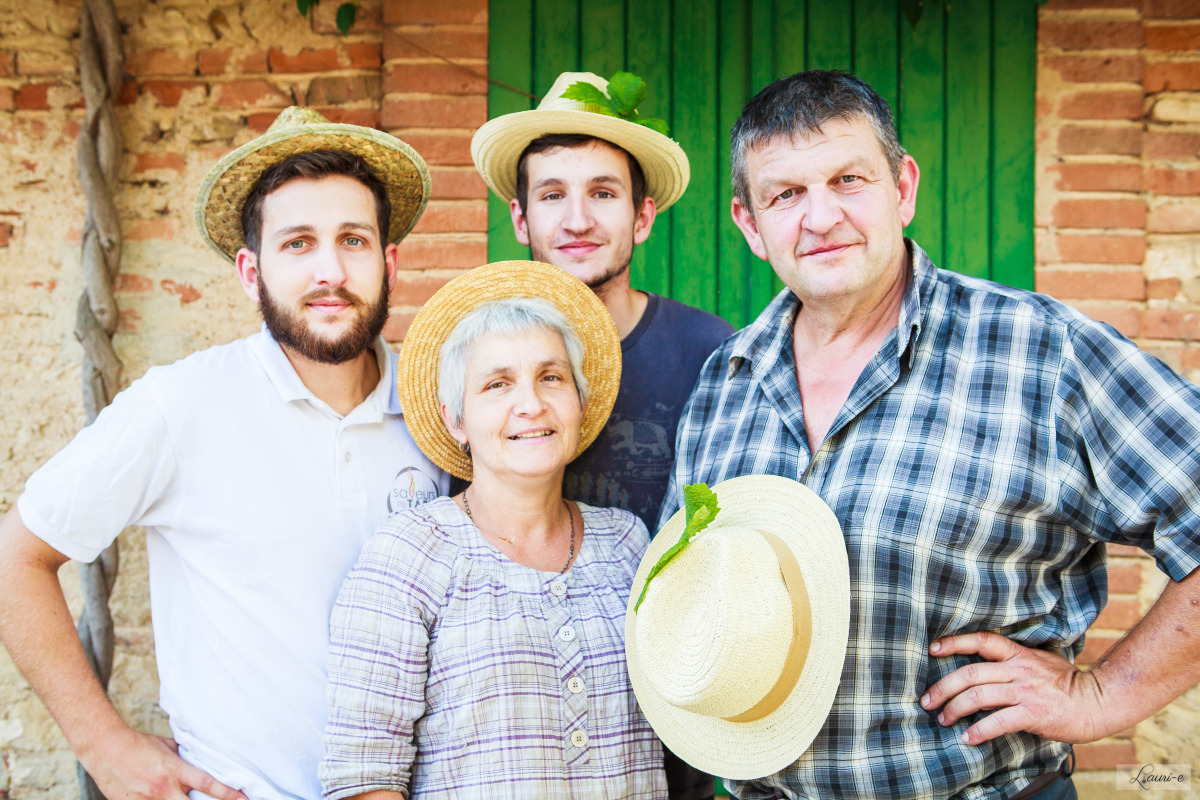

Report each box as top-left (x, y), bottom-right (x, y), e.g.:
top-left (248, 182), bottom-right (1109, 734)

top-left (529, 237), bottom-right (633, 292)
top-left (259, 273), bottom-right (390, 365)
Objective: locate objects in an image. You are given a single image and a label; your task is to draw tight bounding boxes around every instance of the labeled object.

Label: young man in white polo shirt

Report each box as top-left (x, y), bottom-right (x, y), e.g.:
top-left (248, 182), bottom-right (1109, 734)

top-left (0, 108), bottom-right (447, 800)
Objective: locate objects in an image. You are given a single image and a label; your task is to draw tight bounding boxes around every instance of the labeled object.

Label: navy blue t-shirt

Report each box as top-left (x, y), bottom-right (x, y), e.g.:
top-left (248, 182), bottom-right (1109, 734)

top-left (563, 293), bottom-right (732, 534)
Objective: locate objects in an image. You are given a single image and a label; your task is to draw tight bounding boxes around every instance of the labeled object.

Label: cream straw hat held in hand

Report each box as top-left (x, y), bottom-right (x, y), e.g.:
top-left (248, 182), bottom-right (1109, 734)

top-left (626, 475), bottom-right (851, 780)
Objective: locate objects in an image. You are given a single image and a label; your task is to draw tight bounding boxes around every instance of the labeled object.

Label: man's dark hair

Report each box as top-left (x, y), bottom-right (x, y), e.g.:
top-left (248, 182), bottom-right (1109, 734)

top-left (730, 70), bottom-right (906, 212)
top-left (241, 149), bottom-right (392, 256)
top-left (514, 133), bottom-right (648, 213)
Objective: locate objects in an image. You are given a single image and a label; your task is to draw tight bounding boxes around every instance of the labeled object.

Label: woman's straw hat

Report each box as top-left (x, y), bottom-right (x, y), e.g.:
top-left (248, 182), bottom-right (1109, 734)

top-left (471, 72), bottom-right (690, 210)
top-left (396, 261), bottom-right (621, 481)
top-left (195, 106), bottom-right (431, 263)
top-left (626, 475), bottom-right (850, 780)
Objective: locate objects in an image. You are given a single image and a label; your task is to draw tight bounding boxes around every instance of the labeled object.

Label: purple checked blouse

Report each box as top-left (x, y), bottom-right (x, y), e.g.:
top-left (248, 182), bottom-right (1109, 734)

top-left (320, 496), bottom-right (667, 800)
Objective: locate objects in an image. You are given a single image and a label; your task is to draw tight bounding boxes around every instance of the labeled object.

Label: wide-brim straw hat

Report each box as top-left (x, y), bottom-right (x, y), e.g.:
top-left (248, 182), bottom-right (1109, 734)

top-left (471, 72), bottom-right (690, 211)
top-left (396, 260), bottom-right (621, 481)
top-left (625, 475), bottom-right (850, 780)
top-left (195, 106), bottom-right (431, 263)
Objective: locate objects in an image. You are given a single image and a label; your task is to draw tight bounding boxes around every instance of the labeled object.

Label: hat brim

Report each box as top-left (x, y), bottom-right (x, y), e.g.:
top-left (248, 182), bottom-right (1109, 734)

top-left (625, 475), bottom-right (850, 780)
top-left (471, 109), bottom-right (690, 211)
top-left (396, 260), bottom-right (621, 481)
top-left (195, 122), bottom-right (431, 263)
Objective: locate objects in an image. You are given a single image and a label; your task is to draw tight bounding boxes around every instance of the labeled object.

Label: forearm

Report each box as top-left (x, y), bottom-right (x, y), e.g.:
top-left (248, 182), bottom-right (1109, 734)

top-left (0, 509), bottom-right (131, 762)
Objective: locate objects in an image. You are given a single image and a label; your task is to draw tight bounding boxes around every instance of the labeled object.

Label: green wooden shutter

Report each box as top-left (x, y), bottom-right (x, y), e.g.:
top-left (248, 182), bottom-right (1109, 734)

top-left (487, 0), bottom-right (1037, 330)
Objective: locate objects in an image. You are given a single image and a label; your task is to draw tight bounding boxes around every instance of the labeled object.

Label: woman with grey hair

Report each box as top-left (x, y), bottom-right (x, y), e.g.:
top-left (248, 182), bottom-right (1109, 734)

top-left (321, 261), bottom-right (667, 800)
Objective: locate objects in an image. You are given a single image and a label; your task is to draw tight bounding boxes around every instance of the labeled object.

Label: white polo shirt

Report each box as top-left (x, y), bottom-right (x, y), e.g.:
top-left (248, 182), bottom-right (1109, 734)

top-left (19, 329), bottom-right (448, 800)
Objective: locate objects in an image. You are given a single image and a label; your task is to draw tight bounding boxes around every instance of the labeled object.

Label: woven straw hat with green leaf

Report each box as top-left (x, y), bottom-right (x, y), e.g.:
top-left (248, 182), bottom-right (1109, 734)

top-left (195, 106), bottom-right (431, 263)
top-left (471, 71), bottom-right (690, 210)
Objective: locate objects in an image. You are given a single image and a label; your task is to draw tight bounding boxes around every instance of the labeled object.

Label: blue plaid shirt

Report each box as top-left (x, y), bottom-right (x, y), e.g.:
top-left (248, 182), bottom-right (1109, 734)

top-left (660, 241), bottom-right (1200, 800)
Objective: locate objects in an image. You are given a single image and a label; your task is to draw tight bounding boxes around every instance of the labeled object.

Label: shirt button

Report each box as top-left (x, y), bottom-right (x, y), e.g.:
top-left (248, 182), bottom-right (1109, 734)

top-left (567, 676), bottom-right (585, 694)
top-left (549, 580), bottom-right (567, 597)
top-left (570, 730), bottom-right (588, 748)
top-left (343, 452), bottom-right (352, 462)
top-left (558, 625), bottom-right (576, 642)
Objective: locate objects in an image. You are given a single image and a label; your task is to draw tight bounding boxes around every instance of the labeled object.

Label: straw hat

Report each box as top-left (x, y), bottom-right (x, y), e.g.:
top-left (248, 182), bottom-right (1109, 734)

top-left (396, 260), bottom-right (621, 481)
top-left (625, 475), bottom-right (850, 780)
top-left (195, 106), bottom-right (431, 263)
top-left (471, 72), bottom-right (690, 210)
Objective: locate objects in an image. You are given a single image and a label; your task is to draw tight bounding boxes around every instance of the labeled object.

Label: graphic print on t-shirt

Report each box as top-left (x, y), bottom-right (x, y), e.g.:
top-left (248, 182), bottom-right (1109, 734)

top-left (388, 466), bottom-right (441, 512)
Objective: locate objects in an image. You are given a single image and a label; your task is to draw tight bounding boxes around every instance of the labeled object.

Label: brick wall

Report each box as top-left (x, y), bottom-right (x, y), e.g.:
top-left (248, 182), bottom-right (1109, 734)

top-left (1037, 0), bottom-right (1200, 791)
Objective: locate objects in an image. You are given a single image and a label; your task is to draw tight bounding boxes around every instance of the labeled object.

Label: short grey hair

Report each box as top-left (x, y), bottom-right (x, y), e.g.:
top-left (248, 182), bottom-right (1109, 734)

top-left (438, 297), bottom-right (589, 428)
top-left (730, 70), bottom-right (907, 213)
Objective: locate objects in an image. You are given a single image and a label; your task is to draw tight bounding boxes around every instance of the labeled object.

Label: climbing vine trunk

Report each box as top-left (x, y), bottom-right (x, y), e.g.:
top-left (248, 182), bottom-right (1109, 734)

top-left (75, 0), bottom-right (124, 798)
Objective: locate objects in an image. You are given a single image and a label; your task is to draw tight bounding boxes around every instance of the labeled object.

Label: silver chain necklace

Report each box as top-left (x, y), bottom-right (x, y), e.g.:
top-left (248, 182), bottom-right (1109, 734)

top-left (462, 489), bottom-right (575, 574)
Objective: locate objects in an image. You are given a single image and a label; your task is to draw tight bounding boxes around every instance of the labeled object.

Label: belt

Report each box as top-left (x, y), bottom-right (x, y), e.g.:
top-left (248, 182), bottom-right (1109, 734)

top-left (1009, 752), bottom-right (1075, 800)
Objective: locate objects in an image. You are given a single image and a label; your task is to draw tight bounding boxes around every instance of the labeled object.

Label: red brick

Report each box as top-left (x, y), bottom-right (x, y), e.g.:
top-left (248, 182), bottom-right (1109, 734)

top-left (1057, 126), bottom-right (1143, 156)
top-left (214, 79), bottom-right (289, 109)
top-left (1146, 62), bottom-right (1200, 91)
top-left (1059, 89), bottom-right (1145, 120)
top-left (1053, 163), bottom-right (1142, 192)
top-left (0, 51), bottom-right (13, 78)
top-left (0, 87), bottom-right (13, 111)
top-left (1068, 302), bottom-right (1142, 337)
top-left (431, 167), bottom-right (488, 200)
top-left (382, 96), bottom-right (488, 129)
top-left (346, 42), bottom-right (382, 69)
top-left (1093, 596), bottom-right (1141, 628)
top-left (384, 0), bottom-right (487, 25)
top-left (1147, 277), bottom-right (1183, 297)
top-left (124, 219), bottom-right (177, 241)
top-left (1038, 267), bottom-right (1145, 298)
top-left (1043, 0), bottom-right (1143, 7)
top-left (1145, 166), bottom-right (1200, 194)
top-left (132, 152), bottom-right (187, 174)
top-left (306, 75), bottom-right (381, 105)
top-left (1146, 22), bottom-right (1200, 49)
top-left (1107, 562), bottom-right (1143, 594)
top-left (313, 107), bottom-right (381, 128)
top-left (1148, 201), bottom-right (1200, 231)
top-left (1075, 741), bottom-right (1136, 770)
top-left (384, 63), bottom-right (488, 96)
top-left (412, 201), bottom-right (488, 234)
top-left (0, 222), bottom-right (11, 247)
top-left (1144, 131), bottom-right (1200, 159)
top-left (161, 279), bottom-right (202, 304)
top-left (1042, 54), bottom-right (1144, 84)
top-left (394, 235), bottom-right (487, 269)
top-left (1107, 543), bottom-right (1150, 557)
top-left (1076, 633), bottom-right (1119, 665)
top-left (198, 48), bottom-right (231, 76)
top-left (117, 308), bottom-right (142, 333)
top-left (382, 310), bottom-right (417, 342)
top-left (126, 49), bottom-right (196, 76)
top-left (1039, 20), bottom-right (1144, 50)
top-left (117, 80), bottom-right (138, 106)
top-left (1059, 235), bottom-right (1147, 266)
top-left (1142, 308), bottom-right (1200, 339)
top-left (269, 47), bottom-right (340, 74)
top-left (142, 80), bottom-right (206, 107)
top-left (388, 272), bottom-right (461, 306)
top-left (245, 113), bottom-right (278, 133)
top-left (14, 84), bottom-right (50, 111)
top-left (383, 28), bottom-right (488, 61)
top-left (114, 273), bottom-right (155, 295)
top-left (238, 50), bottom-right (270, 74)
top-left (1180, 345), bottom-right (1200, 368)
top-left (17, 50), bottom-right (74, 76)
top-left (1144, 0), bottom-right (1200, 16)
top-left (1052, 198), bottom-right (1147, 228)
top-left (389, 132), bottom-right (475, 166)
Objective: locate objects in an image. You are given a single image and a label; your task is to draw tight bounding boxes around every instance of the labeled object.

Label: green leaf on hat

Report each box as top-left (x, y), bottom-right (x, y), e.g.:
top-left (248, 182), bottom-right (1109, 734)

top-left (639, 117), bottom-right (670, 136)
top-left (634, 483), bottom-right (720, 613)
top-left (563, 71), bottom-right (672, 136)
top-left (561, 81), bottom-right (620, 116)
top-left (606, 71), bottom-right (647, 117)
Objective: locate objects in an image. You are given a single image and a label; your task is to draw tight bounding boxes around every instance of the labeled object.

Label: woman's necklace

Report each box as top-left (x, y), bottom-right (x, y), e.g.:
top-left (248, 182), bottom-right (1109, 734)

top-left (462, 490), bottom-right (575, 574)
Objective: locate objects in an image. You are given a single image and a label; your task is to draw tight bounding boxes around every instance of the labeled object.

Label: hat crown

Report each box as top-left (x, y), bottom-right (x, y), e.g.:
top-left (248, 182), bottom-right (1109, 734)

top-left (635, 526), bottom-right (798, 718)
top-left (537, 71), bottom-right (620, 115)
top-left (265, 106), bottom-right (333, 133)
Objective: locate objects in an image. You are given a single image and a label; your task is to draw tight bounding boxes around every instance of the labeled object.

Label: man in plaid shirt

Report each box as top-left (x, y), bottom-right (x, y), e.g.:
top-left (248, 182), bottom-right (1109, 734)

top-left (660, 70), bottom-right (1200, 800)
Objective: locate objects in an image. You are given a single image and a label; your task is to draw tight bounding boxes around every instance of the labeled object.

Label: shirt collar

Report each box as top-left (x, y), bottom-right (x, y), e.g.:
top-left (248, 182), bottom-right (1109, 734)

top-left (250, 326), bottom-right (398, 417)
top-left (727, 237), bottom-right (937, 377)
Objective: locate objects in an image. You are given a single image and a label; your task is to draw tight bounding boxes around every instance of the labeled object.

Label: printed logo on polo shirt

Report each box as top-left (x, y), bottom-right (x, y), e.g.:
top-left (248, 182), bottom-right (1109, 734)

top-left (387, 466), bottom-right (440, 512)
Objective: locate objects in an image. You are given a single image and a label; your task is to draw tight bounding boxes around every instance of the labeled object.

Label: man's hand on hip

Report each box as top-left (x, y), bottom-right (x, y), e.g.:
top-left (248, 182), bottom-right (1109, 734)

top-left (81, 728), bottom-right (248, 800)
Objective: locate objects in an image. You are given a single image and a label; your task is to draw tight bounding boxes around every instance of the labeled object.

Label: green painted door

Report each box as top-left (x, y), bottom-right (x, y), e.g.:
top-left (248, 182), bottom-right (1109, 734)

top-left (487, 0), bottom-right (1037, 329)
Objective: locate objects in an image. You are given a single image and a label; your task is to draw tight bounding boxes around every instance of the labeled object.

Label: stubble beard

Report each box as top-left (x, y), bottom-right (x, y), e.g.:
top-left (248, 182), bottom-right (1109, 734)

top-left (259, 273), bottom-right (390, 365)
top-left (530, 237), bottom-right (634, 294)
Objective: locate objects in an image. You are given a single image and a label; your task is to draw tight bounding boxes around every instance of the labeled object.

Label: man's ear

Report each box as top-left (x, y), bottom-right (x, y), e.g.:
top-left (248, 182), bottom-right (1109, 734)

top-left (632, 196), bottom-right (657, 246)
top-left (510, 198), bottom-right (531, 246)
top-left (730, 197), bottom-right (769, 262)
top-left (896, 154), bottom-right (920, 228)
top-left (235, 248), bottom-right (262, 303)
top-left (383, 242), bottom-right (399, 293)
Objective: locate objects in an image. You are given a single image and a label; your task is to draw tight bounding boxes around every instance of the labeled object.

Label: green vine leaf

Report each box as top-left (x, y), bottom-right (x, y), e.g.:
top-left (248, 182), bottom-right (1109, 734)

top-left (563, 71), bottom-right (672, 136)
top-left (606, 71), bottom-right (647, 117)
top-left (634, 483), bottom-right (720, 613)
top-left (561, 81), bottom-right (619, 115)
top-left (335, 2), bottom-right (358, 34)
top-left (297, 0), bottom-right (317, 16)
